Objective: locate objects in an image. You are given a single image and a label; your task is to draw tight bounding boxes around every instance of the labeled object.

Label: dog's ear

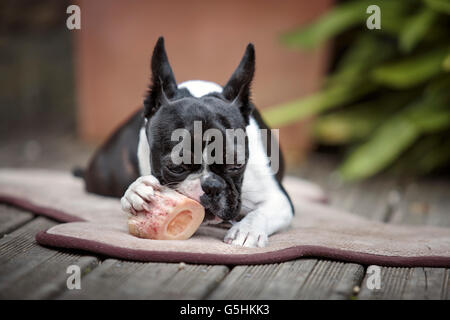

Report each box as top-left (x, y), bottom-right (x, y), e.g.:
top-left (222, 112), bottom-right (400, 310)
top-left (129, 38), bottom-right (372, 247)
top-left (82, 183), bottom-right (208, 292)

top-left (144, 37), bottom-right (177, 118)
top-left (223, 43), bottom-right (255, 124)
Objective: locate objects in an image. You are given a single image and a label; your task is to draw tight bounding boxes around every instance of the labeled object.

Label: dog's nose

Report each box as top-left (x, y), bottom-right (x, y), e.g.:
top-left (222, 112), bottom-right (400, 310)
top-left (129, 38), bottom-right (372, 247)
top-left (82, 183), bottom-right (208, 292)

top-left (201, 177), bottom-right (224, 198)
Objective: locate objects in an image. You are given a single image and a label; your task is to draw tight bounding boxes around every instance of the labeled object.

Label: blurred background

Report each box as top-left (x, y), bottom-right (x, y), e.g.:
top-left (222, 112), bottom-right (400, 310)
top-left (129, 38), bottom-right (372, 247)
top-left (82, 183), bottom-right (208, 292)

top-left (0, 0), bottom-right (449, 182)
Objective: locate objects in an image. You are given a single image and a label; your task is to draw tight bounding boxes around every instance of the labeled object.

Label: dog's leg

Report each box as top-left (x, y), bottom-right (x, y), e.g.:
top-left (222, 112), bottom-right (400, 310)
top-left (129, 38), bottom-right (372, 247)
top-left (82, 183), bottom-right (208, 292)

top-left (120, 175), bottom-right (161, 215)
top-left (223, 116), bottom-right (294, 247)
top-left (224, 188), bottom-right (293, 248)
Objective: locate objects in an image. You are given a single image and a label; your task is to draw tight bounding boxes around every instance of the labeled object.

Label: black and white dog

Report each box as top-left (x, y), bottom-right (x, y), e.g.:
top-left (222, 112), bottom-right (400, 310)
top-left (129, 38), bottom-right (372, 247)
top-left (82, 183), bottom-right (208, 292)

top-left (81, 37), bottom-right (293, 247)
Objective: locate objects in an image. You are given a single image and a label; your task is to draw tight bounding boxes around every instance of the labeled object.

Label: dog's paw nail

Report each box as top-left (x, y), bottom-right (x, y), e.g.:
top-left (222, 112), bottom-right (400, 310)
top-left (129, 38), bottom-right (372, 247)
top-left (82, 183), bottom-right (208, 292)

top-left (139, 175), bottom-right (160, 189)
top-left (120, 197), bottom-right (134, 215)
top-left (142, 202), bottom-right (152, 212)
top-left (134, 184), bottom-right (154, 201)
top-left (128, 193), bottom-right (145, 210)
top-left (224, 224), bottom-right (268, 248)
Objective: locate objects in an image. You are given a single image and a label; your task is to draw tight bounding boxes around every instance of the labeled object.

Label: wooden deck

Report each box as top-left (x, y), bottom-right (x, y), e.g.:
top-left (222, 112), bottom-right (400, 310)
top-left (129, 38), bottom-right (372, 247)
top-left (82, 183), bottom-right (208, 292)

top-left (0, 154), bottom-right (449, 300)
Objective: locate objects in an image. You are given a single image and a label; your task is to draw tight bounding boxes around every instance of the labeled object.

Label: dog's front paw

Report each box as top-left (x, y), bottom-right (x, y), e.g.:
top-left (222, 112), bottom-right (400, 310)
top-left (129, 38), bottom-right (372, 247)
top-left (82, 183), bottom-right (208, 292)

top-left (120, 175), bottom-right (160, 215)
top-left (224, 222), bottom-right (268, 248)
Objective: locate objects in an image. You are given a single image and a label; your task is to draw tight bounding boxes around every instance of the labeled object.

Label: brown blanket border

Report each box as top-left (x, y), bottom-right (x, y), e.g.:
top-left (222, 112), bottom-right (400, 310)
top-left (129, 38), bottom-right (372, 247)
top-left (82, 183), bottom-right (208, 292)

top-left (35, 231), bottom-right (450, 267)
top-left (0, 194), bottom-right (83, 222)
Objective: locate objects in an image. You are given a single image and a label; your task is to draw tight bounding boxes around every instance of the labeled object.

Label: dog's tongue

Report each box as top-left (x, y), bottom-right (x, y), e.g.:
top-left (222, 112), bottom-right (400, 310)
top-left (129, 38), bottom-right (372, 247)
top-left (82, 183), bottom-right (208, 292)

top-left (205, 215), bottom-right (223, 224)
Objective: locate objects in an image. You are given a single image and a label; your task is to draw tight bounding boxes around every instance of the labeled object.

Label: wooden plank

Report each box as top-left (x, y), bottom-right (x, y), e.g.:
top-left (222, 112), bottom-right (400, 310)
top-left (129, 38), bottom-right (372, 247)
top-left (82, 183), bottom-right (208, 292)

top-left (208, 260), bottom-right (364, 300)
top-left (208, 156), bottom-right (390, 300)
top-left (0, 217), bottom-right (100, 299)
top-left (293, 154), bottom-right (399, 220)
top-left (0, 217), bottom-right (56, 267)
top-left (0, 255), bottom-right (99, 299)
top-left (299, 156), bottom-right (450, 300)
top-left (58, 259), bottom-right (229, 299)
top-left (390, 179), bottom-right (450, 227)
top-left (328, 178), bottom-right (398, 221)
top-left (359, 178), bottom-right (450, 300)
top-left (358, 267), bottom-right (449, 300)
top-left (0, 204), bottom-right (34, 237)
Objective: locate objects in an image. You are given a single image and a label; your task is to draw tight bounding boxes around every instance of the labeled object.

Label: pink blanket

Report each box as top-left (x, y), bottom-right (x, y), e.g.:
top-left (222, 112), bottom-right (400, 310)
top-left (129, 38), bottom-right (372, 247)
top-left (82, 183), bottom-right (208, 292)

top-left (0, 169), bottom-right (449, 266)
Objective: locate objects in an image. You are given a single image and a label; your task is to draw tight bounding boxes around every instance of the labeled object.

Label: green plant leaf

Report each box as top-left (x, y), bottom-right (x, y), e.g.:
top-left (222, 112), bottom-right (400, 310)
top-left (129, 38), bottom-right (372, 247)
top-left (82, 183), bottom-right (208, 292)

top-left (413, 140), bottom-right (450, 174)
top-left (391, 133), bottom-right (450, 175)
top-left (281, 1), bottom-right (368, 49)
top-left (399, 7), bottom-right (437, 52)
top-left (443, 54), bottom-right (450, 71)
top-left (314, 92), bottom-right (413, 145)
top-left (407, 77), bottom-right (450, 132)
top-left (339, 114), bottom-right (419, 181)
top-left (262, 83), bottom-right (374, 128)
top-left (278, 0), bottom-right (450, 180)
top-left (423, 0), bottom-right (450, 14)
top-left (281, 0), bottom-right (411, 49)
top-left (371, 46), bottom-right (450, 88)
top-left (328, 33), bottom-right (397, 86)
top-left (339, 81), bottom-right (450, 180)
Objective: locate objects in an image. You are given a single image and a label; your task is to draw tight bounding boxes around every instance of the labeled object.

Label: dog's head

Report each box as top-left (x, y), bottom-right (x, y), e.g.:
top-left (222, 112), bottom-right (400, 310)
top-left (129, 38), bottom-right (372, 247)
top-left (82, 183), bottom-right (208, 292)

top-left (143, 37), bottom-right (255, 222)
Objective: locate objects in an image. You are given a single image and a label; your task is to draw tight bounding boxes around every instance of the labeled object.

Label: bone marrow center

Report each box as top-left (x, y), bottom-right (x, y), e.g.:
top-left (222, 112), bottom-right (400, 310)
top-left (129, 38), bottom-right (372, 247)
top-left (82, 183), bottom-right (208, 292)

top-left (167, 210), bottom-right (193, 236)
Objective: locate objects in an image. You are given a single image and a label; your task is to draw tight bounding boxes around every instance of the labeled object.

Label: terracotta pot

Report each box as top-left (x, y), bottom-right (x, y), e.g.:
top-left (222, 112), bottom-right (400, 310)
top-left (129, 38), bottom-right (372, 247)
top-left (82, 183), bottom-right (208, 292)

top-left (75, 0), bottom-right (333, 166)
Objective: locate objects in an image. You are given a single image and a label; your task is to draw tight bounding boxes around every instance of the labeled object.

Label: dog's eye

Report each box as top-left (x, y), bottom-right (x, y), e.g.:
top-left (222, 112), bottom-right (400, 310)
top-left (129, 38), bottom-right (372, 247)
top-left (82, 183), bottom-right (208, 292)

top-left (168, 165), bottom-right (186, 175)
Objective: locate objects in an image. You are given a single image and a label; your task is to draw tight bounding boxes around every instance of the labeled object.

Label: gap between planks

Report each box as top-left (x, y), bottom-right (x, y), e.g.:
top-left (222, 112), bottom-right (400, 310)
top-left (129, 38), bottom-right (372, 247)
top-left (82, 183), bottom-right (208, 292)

top-left (358, 179), bottom-right (450, 300)
top-left (57, 259), bottom-right (229, 299)
top-left (207, 157), bottom-right (398, 300)
top-left (0, 208), bottom-right (230, 299)
top-left (1, 156), bottom-right (448, 299)
top-left (0, 204), bottom-right (34, 238)
top-left (0, 216), bottom-right (99, 299)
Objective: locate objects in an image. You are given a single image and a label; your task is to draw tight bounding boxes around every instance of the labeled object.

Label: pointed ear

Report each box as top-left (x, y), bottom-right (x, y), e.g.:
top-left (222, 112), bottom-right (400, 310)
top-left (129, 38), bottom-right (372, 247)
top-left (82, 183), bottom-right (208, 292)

top-left (223, 43), bottom-right (255, 123)
top-left (144, 37), bottom-right (178, 118)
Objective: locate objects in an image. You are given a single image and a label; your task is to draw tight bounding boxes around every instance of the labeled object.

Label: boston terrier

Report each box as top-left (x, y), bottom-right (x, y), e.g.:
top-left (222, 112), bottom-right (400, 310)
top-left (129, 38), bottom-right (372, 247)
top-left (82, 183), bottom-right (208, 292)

top-left (80, 37), bottom-right (294, 247)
